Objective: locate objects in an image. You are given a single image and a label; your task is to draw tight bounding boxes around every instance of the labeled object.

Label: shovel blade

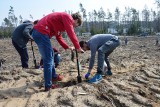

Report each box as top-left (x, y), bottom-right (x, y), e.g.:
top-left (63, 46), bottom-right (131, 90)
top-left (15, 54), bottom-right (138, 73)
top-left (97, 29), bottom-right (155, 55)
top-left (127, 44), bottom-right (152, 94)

top-left (77, 75), bottom-right (82, 83)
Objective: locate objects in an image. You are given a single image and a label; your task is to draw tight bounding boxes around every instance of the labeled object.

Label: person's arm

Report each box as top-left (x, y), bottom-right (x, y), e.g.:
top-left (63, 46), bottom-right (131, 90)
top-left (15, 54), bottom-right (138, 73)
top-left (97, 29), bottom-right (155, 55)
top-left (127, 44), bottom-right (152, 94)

top-left (62, 15), bottom-right (80, 49)
top-left (65, 26), bottom-right (80, 49)
top-left (85, 48), bottom-right (96, 79)
top-left (23, 25), bottom-right (33, 40)
top-left (55, 34), bottom-right (70, 49)
top-left (88, 49), bottom-right (96, 72)
top-left (55, 35), bottom-right (79, 52)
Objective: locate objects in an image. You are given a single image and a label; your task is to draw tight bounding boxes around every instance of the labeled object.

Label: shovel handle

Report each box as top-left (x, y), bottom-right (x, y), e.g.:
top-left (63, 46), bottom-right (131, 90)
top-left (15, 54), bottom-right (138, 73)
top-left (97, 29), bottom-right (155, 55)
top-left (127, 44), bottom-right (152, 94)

top-left (71, 50), bottom-right (75, 62)
top-left (75, 50), bottom-right (82, 83)
top-left (31, 41), bottom-right (37, 68)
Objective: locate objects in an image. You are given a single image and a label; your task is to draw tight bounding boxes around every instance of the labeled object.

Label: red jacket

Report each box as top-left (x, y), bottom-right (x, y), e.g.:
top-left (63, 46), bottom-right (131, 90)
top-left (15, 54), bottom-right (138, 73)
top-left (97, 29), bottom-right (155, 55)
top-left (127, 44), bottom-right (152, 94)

top-left (34, 12), bottom-right (80, 49)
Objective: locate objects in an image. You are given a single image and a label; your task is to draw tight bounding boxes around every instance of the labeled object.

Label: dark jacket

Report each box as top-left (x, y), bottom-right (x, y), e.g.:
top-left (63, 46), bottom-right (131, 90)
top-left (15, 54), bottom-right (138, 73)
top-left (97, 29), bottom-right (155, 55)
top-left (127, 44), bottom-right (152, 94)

top-left (12, 22), bottom-right (33, 48)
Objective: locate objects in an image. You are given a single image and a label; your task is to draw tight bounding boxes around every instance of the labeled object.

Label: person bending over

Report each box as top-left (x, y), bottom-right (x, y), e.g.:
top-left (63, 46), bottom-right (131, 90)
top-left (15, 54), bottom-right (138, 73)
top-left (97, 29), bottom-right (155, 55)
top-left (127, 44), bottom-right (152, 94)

top-left (79, 34), bottom-right (120, 84)
top-left (32, 12), bottom-right (84, 91)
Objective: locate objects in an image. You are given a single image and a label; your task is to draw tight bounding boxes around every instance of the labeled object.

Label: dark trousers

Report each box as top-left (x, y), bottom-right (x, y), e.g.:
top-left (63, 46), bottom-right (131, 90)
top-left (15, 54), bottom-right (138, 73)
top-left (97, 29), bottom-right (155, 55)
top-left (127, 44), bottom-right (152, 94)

top-left (12, 40), bottom-right (29, 68)
top-left (97, 38), bottom-right (120, 74)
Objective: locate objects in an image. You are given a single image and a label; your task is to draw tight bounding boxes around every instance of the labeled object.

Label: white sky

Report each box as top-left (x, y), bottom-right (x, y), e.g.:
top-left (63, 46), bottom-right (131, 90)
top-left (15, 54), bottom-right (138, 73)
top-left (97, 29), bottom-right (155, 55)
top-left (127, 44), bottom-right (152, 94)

top-left (0, 0), bottom-right (157, 24)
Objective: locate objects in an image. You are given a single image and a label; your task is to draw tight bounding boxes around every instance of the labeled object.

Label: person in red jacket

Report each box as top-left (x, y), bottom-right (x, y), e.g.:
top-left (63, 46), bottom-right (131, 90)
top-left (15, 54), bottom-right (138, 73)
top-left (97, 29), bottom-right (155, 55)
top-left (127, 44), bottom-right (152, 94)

top-left (32, 12), bottom-right (84, 91)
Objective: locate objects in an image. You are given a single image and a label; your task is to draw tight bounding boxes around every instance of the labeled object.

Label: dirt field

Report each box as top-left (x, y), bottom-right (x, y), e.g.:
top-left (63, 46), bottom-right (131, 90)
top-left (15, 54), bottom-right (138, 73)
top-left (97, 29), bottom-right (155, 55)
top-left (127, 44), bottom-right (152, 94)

top-left (0, 36), bottom-right (160, 107)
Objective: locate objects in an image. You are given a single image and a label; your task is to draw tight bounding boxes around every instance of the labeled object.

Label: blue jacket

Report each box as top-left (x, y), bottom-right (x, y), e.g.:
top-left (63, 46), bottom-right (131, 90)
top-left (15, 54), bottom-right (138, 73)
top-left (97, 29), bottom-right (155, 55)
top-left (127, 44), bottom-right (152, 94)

top-left (12, 22), bottom-right (33, 48)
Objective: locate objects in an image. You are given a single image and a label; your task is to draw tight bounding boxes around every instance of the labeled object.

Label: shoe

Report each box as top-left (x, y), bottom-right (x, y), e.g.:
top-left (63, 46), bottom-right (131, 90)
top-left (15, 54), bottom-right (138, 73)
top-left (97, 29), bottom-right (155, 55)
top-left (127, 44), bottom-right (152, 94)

top-left (44, 84), bottom-right (59, 91)
top-left (22, 66), bottom-right (29, 69)
top-left (52, 74), bottom-right (64, 82)
top-left (106, 70), bottom-right (112, 76)
top-left (88, 73), bottom-right (102, 84)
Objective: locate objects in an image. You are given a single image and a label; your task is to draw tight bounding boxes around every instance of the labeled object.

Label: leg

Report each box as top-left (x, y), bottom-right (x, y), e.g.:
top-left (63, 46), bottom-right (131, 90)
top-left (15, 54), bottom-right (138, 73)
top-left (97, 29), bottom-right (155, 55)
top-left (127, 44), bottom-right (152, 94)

top-left (99, 39), bottom-right (120, 74)
top-left (97, 40), bottom-right (114, 74)
top-left (54, 54), bottom-right (61, 68)
top-left (53, 53), bottom-right (63, 81)
top-left (32, 29), bottom-right (55, 89)
top-left (97, 49), bottom-right (105, 74)
top-left (21, 47), bottom-right (29, 68)
top-left (105, 56), bottom-right (111, 71)
top-left (12, 40), bottom-right (28, 68)
top-left (105, 56), bottom-right (112, 75)
top-left (104, 39), bottom-right (120, 75)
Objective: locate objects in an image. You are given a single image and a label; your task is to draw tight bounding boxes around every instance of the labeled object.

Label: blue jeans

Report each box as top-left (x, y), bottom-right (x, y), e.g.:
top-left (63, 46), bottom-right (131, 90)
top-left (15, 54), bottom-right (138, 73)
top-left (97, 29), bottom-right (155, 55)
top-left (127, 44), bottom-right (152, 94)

top-left (97, 38), bottom-right (120, 74)
top-left (32, 29), bottom-right (56, 88)
top-left (12, 40), bottom-right (29, 68)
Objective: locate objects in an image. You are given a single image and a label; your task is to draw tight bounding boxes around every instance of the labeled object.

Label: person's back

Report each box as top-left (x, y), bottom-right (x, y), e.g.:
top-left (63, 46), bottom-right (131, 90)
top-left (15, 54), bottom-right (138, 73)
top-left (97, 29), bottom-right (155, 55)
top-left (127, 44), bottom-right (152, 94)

top-left (12, 22), bottom-right (33, 48)
top-left (87, 34), bottom-right (118, 52)
top-left (34, 12), bottom-right (73, 38)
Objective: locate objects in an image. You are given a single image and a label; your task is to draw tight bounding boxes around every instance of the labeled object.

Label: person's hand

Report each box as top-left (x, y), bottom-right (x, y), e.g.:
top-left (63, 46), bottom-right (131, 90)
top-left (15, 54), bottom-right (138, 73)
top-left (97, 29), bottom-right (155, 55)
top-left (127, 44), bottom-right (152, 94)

top-left (29, 38), bottom-right (34, 41)
top-left (85, 72), bottom-right (90, 79)
top-left (76, 48), bottom-right (84, 53)
top-left (69, 46), bottom-right (75, 51)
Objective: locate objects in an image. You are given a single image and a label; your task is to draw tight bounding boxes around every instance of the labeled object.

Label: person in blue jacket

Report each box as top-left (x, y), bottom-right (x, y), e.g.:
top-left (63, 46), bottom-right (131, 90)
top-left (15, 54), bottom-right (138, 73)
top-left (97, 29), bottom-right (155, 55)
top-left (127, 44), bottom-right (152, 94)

top-left (12, 20), bottom-right (38, 68)
top-left (79, 34), bottom-right (120, 83)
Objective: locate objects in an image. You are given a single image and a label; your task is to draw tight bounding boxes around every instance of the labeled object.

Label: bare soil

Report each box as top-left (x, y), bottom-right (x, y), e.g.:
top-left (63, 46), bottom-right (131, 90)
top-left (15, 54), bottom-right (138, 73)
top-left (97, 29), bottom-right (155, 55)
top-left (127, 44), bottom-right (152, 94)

top-left (0, 36), bottom-right (160, 107)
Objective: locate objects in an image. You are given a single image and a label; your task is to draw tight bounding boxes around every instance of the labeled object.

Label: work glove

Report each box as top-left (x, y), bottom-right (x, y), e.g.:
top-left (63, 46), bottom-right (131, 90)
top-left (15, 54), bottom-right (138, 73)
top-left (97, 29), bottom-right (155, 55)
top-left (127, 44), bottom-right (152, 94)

top-left (85, 72), bottom-right (90, 79)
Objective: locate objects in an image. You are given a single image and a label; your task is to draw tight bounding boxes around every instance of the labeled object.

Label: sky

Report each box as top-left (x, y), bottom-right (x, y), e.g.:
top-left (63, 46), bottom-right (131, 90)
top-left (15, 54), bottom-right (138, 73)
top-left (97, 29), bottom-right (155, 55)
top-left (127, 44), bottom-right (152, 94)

top-left (0, 0), bottom-right (157, 24)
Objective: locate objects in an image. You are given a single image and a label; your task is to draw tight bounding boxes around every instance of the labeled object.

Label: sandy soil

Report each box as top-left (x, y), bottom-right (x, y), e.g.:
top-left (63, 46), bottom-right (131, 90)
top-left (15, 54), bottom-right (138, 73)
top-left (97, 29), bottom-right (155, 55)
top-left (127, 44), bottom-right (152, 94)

top-left (0, 36), bottom-right (160, 107)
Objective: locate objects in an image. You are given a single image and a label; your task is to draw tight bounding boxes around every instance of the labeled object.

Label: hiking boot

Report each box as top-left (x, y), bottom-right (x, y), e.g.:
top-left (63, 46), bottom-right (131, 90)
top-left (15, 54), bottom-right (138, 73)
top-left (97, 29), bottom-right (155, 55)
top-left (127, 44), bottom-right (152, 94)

top-left (88, 73), bottom-right (102, 84)
top-left (105, 70), bottom-right (112, 76)
top-left (52, 74), bottom-right (64, 82)
top-left (44, 84), bottom-right (59, 91)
